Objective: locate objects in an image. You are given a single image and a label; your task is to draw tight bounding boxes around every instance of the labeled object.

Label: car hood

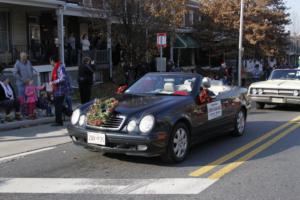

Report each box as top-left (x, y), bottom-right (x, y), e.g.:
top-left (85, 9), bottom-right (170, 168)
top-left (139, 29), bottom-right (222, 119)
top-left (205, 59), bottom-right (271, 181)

top-left (113, 94), bottom-right (189, 117)
top-left (250, 80), bottom-right (300, 90)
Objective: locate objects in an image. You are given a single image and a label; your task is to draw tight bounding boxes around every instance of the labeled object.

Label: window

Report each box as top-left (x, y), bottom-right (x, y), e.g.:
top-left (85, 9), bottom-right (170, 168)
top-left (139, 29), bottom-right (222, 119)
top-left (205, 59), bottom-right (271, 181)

top-left (0, 12), bottom-right (9, 52)
top-left (94, 71), bottom-right (103, 83)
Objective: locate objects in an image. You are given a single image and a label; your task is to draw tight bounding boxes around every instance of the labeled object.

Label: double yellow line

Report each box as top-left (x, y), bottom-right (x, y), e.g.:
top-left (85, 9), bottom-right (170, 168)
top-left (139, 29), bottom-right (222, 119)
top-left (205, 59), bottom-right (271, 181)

top-left (189, 115), bottom-right (300, 180)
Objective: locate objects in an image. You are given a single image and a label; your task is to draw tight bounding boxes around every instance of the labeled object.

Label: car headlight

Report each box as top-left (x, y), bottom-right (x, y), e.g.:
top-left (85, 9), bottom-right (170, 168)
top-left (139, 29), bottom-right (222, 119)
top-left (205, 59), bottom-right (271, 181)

top-left (294, 90), bottom-right (299, 96)
top-left (127, 120), bottom-right (137, 132)
top-left (258, 89), bottom-right (263, 95)
top-left (139, 115), bottom-right (155, 133)
top-left (252, 88), bottom-right (257, 95)
top-left (79, 115), bottom-right (86, 126)
top-left (71, 109), bottom-right (81, 125)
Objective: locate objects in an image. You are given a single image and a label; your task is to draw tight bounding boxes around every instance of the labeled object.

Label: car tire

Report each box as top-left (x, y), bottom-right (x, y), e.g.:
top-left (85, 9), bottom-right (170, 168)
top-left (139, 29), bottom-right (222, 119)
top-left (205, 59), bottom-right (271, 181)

top-left (256, 102), bottom-right (265, 109)
top-left (232, 109), bottom-right (246, 137)
top-left (161, 123), bottom-right (190, 163)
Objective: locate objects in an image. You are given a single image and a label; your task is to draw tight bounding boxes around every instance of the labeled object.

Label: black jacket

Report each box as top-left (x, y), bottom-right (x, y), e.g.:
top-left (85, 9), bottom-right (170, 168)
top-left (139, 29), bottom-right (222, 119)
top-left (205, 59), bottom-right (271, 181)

top-left (78, 63), bottom-right (94, 85)
top-left (0, 83), bottom-right (16, 102)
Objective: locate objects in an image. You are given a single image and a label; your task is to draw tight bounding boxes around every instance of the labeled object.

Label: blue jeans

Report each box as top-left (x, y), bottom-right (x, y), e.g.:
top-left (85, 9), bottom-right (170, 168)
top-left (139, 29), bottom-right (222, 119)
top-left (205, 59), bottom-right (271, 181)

top-left (16, 84), bottom-right (26, 115)
top-left (16, 84), bottom-right (25, 98)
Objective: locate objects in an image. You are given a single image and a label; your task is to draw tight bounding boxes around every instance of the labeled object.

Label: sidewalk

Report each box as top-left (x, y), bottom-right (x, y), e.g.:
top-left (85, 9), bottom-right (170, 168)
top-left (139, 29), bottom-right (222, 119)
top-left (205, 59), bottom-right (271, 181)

top-left (0, 117), bottom-right (54, 132)
top-left (0, 102), bottom-right (80, 131)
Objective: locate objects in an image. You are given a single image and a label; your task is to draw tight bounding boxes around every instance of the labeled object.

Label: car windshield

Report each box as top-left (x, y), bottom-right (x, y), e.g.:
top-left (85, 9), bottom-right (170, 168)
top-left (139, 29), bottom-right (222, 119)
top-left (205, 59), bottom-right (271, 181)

top-left (270, 70), bottom-right (300, 80)
top-left (125, 74), bottom-right (198, 96)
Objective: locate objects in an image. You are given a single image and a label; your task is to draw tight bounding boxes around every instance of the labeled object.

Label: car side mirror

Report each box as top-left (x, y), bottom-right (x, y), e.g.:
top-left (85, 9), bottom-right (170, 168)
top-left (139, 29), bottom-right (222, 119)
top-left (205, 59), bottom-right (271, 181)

top-left (202, 77), bottom-right (211, 89)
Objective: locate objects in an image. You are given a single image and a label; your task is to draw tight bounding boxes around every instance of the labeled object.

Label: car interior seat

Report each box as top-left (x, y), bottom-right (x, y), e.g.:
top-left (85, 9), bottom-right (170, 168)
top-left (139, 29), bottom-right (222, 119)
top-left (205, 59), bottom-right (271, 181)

top-left (177, 80), bottom-right (192, 92)
top-left (164, 82), bottom-right (175, 93)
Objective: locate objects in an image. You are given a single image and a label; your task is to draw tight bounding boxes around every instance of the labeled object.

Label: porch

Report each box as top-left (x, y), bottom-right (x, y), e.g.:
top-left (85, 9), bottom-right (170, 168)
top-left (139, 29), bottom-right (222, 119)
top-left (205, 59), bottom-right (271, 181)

top-left (0, 0), bottom-right (113, 85)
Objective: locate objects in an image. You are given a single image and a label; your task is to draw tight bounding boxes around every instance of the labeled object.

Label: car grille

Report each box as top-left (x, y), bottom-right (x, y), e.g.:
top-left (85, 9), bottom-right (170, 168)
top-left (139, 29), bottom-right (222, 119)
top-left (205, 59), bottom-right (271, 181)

top-left (263, 89), bottom-right (295, 96)
top-left (86, 115), bottom-right (126, 131)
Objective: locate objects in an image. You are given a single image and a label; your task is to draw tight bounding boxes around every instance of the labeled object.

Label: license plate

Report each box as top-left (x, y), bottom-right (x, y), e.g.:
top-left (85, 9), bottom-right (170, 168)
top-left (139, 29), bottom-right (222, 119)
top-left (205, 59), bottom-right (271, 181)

top-left (87, 132), bottom-right (106, 146)
top-left (272, 98), bottom-right (284, 103)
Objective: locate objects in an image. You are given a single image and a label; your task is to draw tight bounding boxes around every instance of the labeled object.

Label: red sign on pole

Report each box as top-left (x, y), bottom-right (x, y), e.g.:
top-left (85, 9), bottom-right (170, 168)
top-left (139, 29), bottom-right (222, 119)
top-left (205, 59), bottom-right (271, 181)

top-left (157, 33), bottom-right (167, 48)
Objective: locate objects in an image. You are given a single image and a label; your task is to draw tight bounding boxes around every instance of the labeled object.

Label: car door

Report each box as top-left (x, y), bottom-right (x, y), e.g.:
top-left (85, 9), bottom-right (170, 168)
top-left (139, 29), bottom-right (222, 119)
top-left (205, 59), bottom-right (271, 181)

top-left (189, 98), bottom-right (211, 142)
top-left (189, 92), bottom-right (227, 141)
top-left (204, 96), bottom-right (229, 135)
top-left (217, 89), bottom-right (242, 129)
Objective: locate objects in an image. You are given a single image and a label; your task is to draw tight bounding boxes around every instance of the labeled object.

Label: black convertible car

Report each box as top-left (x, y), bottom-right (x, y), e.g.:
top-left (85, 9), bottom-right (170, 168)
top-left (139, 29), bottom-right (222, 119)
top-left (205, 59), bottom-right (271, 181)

top-left (68, 73), bottom-right (250, 163)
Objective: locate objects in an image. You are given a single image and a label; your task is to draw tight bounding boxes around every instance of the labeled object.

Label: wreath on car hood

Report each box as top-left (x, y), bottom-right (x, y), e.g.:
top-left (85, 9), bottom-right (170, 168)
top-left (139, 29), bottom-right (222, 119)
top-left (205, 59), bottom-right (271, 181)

top-left (86, 98), bottom-right (119, 126)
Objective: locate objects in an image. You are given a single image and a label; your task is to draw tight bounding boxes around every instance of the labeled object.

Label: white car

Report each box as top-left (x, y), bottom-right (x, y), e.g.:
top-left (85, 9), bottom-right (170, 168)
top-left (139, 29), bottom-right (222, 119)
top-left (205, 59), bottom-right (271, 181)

top-left (248, 69), bottom-right (300, 109)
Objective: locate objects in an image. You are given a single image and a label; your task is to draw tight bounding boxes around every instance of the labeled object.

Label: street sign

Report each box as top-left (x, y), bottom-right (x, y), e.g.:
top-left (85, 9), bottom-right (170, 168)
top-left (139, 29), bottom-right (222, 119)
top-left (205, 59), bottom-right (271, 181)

top-left (157, 33), bottom-right (167, 72)
top-left (157, 33), bottom-right (167, 48)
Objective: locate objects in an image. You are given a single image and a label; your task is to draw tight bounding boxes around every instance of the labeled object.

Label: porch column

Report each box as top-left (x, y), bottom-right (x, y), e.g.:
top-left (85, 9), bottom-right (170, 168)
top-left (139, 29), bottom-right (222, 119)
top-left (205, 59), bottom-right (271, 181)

top-left (107, 20), bottom-right (113, 79)
top-left (170, 34), bottom-right (174, 62)
top-left (56, 6), bottom-right (65, 64)
top-left (191, 49), bottom-right (196, 66)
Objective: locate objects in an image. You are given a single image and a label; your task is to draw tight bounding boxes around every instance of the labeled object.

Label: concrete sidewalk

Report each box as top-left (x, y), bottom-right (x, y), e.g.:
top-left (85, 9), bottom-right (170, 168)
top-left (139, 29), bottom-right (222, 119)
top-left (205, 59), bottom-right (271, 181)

top-left (0, 102), bottom-right (79, 131)
top-left (0, 117), bottom-right (55, 132)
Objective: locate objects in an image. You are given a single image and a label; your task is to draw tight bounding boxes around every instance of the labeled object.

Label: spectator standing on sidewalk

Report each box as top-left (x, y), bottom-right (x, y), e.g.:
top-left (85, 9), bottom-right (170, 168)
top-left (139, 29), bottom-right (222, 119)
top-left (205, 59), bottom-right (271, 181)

top-left (13, 52), bottom-right (37, 115)
top-left (263, 64), bottom-right (272, 80)
top-left (219, 62), bottom-right (230, 85)
top-left (78, 57), bottom-right (94, 104)
top-left (64, 69), bottom-right (73, 114)
top-left (49, 55), bottom-right (72, 126)
top-left (252, 64), bottom-right (262, 82)
top-left (0, 75), bottom-right (21, 121)
top-left (81, 34), bottom-right (90, 57)
top-left (24, 79), bottom-right (45, 119)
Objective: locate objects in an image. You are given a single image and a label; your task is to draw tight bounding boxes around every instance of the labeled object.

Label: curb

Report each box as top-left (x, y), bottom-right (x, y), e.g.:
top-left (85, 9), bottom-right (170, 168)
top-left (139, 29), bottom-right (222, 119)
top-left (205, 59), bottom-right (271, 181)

top-left (0, 117), bottom-right (54, 131)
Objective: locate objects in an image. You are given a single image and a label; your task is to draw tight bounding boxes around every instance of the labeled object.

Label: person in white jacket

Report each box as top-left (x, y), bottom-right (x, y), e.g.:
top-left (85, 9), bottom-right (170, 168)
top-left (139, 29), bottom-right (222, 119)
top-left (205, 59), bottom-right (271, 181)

top-left (81, 34), bottom-right (90, 57)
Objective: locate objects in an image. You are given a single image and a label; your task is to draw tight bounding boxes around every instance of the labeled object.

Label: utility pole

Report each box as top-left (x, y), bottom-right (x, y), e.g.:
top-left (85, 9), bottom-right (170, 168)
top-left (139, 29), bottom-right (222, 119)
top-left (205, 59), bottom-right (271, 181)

top-left (238, 0), bottom-right (244, 86)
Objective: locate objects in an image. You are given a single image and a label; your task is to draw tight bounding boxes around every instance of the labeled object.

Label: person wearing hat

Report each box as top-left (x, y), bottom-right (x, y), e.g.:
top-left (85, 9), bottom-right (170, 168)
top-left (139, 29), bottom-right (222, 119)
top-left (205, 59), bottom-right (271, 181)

top-left (0, 75), bottom-right (21, 121)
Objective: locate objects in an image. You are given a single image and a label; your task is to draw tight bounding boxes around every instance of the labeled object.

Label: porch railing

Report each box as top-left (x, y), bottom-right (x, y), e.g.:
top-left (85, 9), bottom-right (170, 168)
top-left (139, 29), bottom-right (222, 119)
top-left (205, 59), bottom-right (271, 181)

top-left (2, 45), bottom-right (110, 67)
top-left (78, 49), bottom-right (110, 66)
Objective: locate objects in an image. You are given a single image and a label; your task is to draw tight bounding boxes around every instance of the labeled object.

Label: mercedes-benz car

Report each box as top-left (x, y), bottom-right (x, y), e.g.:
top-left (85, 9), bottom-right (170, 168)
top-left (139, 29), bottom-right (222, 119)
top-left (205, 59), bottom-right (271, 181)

top-left (248, 69), bottom-right (300, 109)
top-left (68, 73), bottom-right (250, 163)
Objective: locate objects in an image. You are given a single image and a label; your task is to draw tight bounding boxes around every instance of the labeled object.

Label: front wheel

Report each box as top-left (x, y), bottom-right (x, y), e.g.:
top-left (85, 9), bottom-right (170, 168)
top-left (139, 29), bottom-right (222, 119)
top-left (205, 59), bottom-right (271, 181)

top-left (161, 123), bottom-right (190, 163)
top-left (232, 109), bottom-right (246, 137)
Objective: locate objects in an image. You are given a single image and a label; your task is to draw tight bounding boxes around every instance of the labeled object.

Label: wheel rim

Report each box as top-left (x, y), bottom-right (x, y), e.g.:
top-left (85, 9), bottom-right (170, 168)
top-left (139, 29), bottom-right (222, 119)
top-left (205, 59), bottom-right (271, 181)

top-left (173, 128), bottom-right (188, 159)
top-left (237, 111), bottom-right (245, 134)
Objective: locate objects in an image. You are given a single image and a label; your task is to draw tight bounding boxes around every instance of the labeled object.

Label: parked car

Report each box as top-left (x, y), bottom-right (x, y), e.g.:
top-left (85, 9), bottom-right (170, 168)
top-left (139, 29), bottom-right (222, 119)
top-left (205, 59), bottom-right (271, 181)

top-left (68, 73), bottom-right (250, 163)
top-left (248, 69), bottom-right (300, 109)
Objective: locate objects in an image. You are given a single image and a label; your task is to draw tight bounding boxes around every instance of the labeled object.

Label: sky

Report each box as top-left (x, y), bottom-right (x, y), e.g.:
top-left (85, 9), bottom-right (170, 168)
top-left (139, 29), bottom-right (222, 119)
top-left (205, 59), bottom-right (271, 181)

top-left (286, 0), bottom-right (300, 34)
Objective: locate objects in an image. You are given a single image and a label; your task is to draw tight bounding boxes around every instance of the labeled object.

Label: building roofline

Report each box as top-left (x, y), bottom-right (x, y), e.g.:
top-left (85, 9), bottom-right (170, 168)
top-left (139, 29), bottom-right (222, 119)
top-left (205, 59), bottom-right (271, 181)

top-left (0, 0), bottom-right (65, 8)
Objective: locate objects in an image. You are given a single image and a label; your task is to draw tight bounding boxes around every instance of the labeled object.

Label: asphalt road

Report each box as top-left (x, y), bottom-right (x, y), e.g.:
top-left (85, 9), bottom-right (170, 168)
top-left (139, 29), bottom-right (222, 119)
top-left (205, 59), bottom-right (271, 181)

top-left (1, 105), bottom-right (300, 200)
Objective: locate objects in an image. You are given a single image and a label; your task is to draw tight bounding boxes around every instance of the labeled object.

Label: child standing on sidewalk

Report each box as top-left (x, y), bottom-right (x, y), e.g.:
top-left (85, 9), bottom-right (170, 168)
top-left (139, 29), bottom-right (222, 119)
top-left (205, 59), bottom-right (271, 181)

top-left (25, 79), bottom-right (45, 119)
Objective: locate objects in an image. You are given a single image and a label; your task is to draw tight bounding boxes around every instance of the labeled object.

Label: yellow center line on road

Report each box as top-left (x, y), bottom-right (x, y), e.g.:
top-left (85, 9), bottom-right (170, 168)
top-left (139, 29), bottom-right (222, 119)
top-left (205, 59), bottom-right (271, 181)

top-left (189, 115), bottom-right (300, 177)
top-left (209, 122), bottom-right (300, 180)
